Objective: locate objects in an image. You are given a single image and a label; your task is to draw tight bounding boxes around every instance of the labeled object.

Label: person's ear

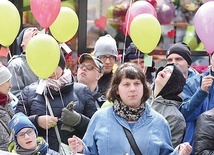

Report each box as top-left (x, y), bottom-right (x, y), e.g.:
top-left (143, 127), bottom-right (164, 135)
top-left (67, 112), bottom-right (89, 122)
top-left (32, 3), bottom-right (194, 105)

top-left (96, 73), bottom-right (103, 80)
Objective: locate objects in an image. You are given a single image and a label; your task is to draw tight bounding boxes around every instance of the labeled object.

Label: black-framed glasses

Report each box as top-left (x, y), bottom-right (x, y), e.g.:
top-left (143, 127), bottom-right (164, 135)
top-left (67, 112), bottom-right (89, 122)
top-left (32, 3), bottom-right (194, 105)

top-left (98, 55), bottom-right (116, 61)
top-left (78, 64), bottom-right (100, 72)
top-left (16, 128), bottom-right (35, 139)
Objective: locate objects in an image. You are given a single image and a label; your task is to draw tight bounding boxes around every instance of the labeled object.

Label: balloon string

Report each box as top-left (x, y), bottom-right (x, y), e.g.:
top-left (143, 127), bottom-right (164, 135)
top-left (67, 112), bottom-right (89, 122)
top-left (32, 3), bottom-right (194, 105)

top-left (122, 0), bottom-right (134, 63)
top-left (8, 47), bottom-right (12, 59)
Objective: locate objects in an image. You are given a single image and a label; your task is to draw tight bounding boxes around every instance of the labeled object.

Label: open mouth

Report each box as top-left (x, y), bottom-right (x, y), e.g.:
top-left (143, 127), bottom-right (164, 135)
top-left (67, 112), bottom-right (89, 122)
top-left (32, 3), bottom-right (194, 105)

top-left (26, 141), bottom-right (32, 144)
top-left (159, 72), bottom-right (165, 78)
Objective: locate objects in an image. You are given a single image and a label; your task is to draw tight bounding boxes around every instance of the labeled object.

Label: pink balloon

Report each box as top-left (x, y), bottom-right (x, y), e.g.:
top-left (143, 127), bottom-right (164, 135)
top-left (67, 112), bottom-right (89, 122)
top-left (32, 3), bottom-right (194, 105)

top-left (30, 0), bottom-right (61, 28)
top-left (194, 2), bottom-right (214, 54)
top-left (125, 1), bottom-right (157, 35)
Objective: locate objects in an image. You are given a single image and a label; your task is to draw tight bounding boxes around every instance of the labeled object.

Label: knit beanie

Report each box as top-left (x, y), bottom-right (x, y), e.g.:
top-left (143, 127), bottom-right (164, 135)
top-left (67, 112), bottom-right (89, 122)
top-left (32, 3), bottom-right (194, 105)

top-left (58, 50), bottom-right (66, 70)
top-left (9, 112), bottom-right (38, 144)
top-left (94, 34), bottom-right (118, 58)
top-left (155, 63), bottom-right (186, 100)
top-left (166, 42), bottom-right (192, 65)
top-left (124, 42), bottom-right (144, 62)
top-left (0, 64), bottom-right (12, 85)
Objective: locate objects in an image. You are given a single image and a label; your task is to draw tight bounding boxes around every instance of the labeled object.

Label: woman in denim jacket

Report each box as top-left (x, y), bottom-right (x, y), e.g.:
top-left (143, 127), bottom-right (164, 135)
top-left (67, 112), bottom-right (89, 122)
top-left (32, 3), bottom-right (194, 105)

top-left (68, 63), bottom-right (192, 155)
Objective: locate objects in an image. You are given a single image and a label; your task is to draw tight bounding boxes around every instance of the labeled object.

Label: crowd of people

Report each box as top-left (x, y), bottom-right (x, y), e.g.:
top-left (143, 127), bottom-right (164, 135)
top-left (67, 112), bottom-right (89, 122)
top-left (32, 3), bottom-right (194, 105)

top-left (0, 27), bottom-right (213, 155)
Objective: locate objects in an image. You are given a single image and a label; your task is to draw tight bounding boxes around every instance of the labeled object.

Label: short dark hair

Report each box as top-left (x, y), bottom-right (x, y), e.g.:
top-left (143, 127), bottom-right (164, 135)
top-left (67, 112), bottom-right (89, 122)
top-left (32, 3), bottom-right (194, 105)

top-left (106, 63), bottom-right (150, 103)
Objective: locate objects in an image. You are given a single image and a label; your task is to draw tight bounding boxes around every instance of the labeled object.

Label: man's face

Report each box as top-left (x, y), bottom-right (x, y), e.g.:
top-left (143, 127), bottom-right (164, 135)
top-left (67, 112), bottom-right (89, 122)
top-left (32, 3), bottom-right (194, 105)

top-left (77, 59), bottom-right (102, 86)
top-left (129, 58), bottom-right (145, 70)
top-left (166, 53), bottom-right (189, 77)
top-left (98, 54), bottom-right (116, 74)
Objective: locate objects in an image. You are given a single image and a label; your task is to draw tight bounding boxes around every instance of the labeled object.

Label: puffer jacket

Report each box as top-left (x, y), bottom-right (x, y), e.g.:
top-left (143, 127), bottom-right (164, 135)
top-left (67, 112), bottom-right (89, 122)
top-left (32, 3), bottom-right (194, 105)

top-left (180, 68), bottom-right (214, 154)
top-left (16, 79), bottom-right (97, 152)
top-left (151, 96), bottom-right (186, 148)
top-left (0, 94), bottom-right (15, 151)
top-left (7, 53), bottom-right (38, 98)
top-left (194, 108), bottom-right (214, 155)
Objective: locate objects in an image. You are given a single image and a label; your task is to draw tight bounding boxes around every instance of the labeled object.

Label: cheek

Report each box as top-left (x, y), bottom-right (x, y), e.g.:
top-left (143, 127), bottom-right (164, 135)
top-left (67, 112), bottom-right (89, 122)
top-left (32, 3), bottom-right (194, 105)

top-left (110, 61), bottom-right (116, 66)
top-left (166, 74), bottom-right (171, 81)
top-left (116, 86), bottom-right (121, 95)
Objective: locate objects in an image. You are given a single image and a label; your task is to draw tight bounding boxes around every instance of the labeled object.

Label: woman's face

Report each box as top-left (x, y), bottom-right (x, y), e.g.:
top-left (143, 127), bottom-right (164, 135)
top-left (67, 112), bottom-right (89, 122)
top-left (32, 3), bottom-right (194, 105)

top-left (16, 128), bottom-right (37, 150)
top-left (117, 78), bottom-right (144, 108)
top-left (0, 80), bottom-right (11, 95)
top-left (48, 66), bottom-right (63, 80)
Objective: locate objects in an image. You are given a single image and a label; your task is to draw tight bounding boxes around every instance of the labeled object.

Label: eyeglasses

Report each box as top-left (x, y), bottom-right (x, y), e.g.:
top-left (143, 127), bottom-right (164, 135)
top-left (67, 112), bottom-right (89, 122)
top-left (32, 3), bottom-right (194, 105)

top-left (98, 55), bottom-right (116, 62)
top-left (78, 64), bottom-right (100, 72)
top-left (16, 128), bottom-right (35, 139)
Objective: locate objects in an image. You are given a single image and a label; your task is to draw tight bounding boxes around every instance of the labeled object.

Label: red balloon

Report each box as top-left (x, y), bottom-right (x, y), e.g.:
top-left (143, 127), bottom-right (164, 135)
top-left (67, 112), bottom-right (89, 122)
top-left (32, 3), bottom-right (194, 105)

top-left (30, 0), bottom-right (61, 28)
top-left (147, 0), bottom-right (157, 9)
top-left (125, 1), bottom-right (157, 35)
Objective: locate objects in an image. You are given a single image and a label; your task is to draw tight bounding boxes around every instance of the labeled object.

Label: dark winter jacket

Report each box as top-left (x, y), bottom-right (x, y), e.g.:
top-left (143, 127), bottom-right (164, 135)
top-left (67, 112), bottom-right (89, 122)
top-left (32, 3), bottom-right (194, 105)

top-left (16, 79), bottom-right (97, 151)
top-left (194, 108), bottom-right (214, 155)
top-left (180, 68), bottom-right (214, 154)
top-left (98, 71), bottom-right (113, 95)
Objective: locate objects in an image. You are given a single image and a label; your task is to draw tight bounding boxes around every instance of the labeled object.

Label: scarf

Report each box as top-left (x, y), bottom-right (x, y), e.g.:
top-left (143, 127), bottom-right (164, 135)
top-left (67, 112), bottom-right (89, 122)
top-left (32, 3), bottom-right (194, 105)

top-left (45, 69), bottom-right (72, 91)
top-left (0, 92), bottom-right (9, 108)
top-left (113, 100), bottom-right (145, 121)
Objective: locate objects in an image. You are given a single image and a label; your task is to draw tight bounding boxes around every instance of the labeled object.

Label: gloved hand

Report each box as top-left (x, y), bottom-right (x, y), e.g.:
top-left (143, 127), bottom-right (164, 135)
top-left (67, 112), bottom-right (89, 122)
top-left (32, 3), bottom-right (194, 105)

top-left (61, 101), bottom-right (81, 126)
top-left (61, 124), bottom-right (75, 132)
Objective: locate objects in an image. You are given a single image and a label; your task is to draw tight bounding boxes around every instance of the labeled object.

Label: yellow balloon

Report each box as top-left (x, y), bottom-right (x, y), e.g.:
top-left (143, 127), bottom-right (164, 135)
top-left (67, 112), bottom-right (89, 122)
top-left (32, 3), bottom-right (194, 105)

top-left (50, 7), bottom-right (79, 42)
top-left (61, 1), bottom-right (75, 11)
top-left (26, 34), bottom-right (60, 79)
top-left (130, 14), bottom-right (161, 54)
top-left (0, 0), bottom-right (21, 46)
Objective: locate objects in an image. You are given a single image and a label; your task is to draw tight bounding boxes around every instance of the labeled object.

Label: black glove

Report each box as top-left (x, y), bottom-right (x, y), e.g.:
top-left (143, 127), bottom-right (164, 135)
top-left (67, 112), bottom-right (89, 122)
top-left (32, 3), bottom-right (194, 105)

top-left (61, 101), bottom-right (81, 126)
top-left (61, 124), bottom-right (75, 132)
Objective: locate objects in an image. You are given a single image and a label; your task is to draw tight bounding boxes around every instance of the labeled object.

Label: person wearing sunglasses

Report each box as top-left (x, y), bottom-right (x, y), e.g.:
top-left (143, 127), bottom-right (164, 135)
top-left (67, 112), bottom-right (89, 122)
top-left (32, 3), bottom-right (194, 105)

top-left (8, 112), bottom-right (69, 155)
top-left (94, 34), bottom-right (118, 97)
top-left (77, 53), bottom-right (105, 108)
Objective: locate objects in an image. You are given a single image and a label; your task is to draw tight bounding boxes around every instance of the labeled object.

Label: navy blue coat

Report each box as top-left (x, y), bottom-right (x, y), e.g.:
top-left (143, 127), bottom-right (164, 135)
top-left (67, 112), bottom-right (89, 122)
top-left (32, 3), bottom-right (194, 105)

top-left (16, 80), bottom-right (97, 151)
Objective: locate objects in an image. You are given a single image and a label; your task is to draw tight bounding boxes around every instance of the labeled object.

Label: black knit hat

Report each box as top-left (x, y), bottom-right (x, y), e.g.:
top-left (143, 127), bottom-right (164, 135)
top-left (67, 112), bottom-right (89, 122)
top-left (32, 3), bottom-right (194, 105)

top-left (155, 63), bottom-right (186, 100)
top-left (58, 50), bottom-right (66, 70)
top-left (166, 42), bottom-right (192, 65)
top-left (124, 42), bottom-right (144, 62)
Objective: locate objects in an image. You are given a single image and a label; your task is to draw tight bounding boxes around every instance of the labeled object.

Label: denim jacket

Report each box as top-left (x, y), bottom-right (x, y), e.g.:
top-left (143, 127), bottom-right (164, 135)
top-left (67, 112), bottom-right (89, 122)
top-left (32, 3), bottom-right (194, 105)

top-left (82, 103), bottom-right (179, 155)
